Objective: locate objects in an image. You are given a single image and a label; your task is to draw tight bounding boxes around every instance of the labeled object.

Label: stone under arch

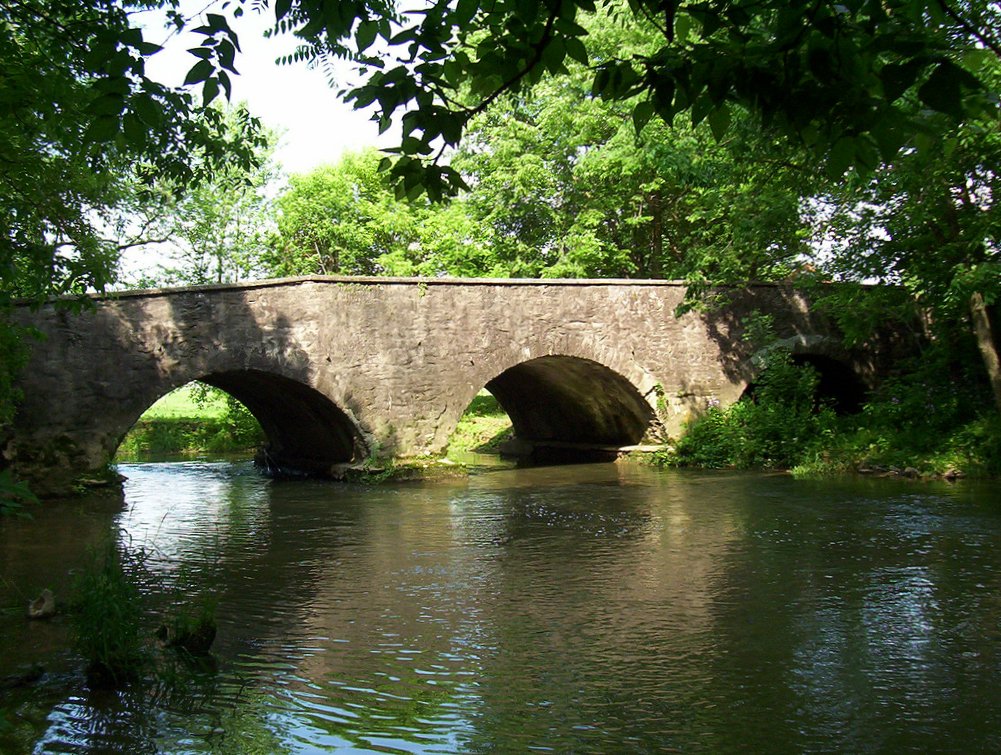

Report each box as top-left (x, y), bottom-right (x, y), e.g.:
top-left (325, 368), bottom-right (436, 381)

top-left (116, 370), bottom-right (367, 476)
top-left (481, 356), bottom-right (657, 459)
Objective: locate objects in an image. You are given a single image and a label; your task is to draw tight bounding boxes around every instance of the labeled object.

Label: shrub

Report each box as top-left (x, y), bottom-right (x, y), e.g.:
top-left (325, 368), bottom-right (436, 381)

top-left (667, 353), bottom-right (836, 470)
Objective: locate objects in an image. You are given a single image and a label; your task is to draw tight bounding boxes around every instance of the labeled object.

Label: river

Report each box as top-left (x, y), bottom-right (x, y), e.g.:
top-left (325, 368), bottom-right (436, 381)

top-left (2, 459), bottom-right (1000, 752)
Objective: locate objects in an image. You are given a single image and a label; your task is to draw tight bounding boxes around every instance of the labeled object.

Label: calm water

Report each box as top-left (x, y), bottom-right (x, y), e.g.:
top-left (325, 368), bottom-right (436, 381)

top-left (2, 460), bottom-right (1001, 753)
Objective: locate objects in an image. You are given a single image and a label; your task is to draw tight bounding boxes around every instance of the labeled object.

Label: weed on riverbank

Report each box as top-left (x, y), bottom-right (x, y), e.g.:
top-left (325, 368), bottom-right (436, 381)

top-left (656, 351), bottom-right (1001, 479)
top-left (70, 537), bottom-right (221, 689)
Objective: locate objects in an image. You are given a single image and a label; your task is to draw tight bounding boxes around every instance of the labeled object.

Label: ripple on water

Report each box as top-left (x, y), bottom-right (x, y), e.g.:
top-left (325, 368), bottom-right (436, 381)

top-left (4, 464), bottom-right (1001, 753)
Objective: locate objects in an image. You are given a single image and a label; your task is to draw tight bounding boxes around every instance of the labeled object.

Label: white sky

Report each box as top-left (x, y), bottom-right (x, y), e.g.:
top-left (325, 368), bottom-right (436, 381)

top-left (118, 2), bottom-right (395, 284)
top-left (139, 2), bottom-right (389, 175)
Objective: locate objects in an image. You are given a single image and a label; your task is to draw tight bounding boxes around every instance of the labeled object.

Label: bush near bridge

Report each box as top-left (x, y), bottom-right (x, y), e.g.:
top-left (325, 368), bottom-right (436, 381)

top-left (659, 346), bottom-right (1001, 479)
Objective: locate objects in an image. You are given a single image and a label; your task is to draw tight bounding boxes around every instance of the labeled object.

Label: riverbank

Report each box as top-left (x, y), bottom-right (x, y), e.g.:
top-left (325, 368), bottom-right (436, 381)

top-left (650, 355), bottom-right (1001, 480)
top-left (114, 386), bottom-right (263, 461)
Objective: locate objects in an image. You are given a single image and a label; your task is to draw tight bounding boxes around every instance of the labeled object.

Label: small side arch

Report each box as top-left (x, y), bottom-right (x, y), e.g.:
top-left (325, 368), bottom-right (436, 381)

top-left (744, 337), bottom-right (869, 414)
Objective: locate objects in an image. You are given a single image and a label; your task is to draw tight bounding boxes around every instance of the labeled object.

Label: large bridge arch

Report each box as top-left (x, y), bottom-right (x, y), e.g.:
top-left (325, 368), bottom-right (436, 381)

top-left (486, 355), bottom-right (657, 447)
top-left (115, 370), bottom-right (369, 476)
top-left (435, 328), bottom-right (668, 457)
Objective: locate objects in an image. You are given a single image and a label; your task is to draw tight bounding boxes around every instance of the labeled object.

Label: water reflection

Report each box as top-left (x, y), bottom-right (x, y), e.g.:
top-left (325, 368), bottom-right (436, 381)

top-left (1, 464), bottom-right (1001, 752)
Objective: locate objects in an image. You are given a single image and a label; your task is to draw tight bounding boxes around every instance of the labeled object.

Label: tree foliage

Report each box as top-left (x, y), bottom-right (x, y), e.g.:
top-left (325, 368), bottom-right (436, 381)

top-left (265, 150), bottom-right (422, 276)
top-left (178, 0), bottom-right (1001, 198)
top-left (812, 59), bottom-right (1001, 410)
top-left (266, 17), bottom-right (820, 283)
top-left (126, 106), bottom-right (280, 288)
top-left (0, 0), bottom-right (266, 302)
top-left (452, 56), bottom-right (815, 280)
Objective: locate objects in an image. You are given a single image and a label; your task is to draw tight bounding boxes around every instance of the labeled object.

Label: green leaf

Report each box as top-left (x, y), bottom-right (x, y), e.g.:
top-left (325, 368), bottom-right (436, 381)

top-left (853, 135), bottom-right (880, 172)
top-left (183, 59), bottom-right (214, 86)
top-left (122, 111), bottom-right (146, 145)
top-left (918, 61), bottom-right (979, 117)
top-left (674, 11), bottom-right (695, 42)
top-left (554, 18), bottom-right (588, 37)
top-left (132, 94), bottom-right (163, 128)
top-left (90, 93), bottom-right (125, 116)
top-left (592, 66), bottom-right (610, 96)
top-left (356, 20), bottom-right (378, 52)
top-left (632, 99), bottom-right (654, 135)
top-left (454, 0), bottom-right (479, 26)
top-left (827, 136), bottom-right (855, 178)
top-left (542, 38), bottom-right (566, 75)
top-left (880, 59), bottom-right (924, 102)
top-left (565, 36), bottom-right (588, 65)
top-left (135, 41), bottom-right (162, 56)
top-left (275, 0), bottom-right (292, 22)
top-left (690, 94), bottom-right (712, 127)
top-left (85, 115), bottom-right (120, 142)
top-left (707, 104), bottom-right (730, 141)
top-left (217, 39), bottom-right (238, 73)
top-left (440, 113), bottom-right (464, 145)
top-left (206, 13), bottom-right (228, 32)
top-left (870, 121), bottom-right (906, 162)
top-left (202, 78), bottom-right (221, 106)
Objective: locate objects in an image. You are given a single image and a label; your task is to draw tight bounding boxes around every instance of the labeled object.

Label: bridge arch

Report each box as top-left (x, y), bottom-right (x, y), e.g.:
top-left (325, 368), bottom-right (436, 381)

top-left (487, 355), bottom-right (656, 446)
top-left (451, 353), bottom-right (659, 459)
top-left (742, 337), bottom-right (870, 414)
top-left (115, 370), bottom-right (368, 476)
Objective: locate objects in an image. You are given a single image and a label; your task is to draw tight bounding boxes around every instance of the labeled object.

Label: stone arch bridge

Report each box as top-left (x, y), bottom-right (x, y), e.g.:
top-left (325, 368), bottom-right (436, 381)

top-left (5, 277), bottom-right (899, 493)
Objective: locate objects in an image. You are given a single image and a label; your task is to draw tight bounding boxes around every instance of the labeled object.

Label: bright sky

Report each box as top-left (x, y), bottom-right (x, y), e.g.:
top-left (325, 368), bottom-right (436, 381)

top-left (139, 2), bottom-right (390, 176)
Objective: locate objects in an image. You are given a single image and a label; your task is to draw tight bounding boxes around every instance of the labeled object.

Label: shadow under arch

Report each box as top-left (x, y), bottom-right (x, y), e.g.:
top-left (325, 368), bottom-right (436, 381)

top-left (483, 356), bottom-right (656, 461)
top-left (117, 370), bottom-right (367, 477)
top-left (742, 352), bottom-right (869, 414)
top-left (203, 370), bottom-right (367, 475)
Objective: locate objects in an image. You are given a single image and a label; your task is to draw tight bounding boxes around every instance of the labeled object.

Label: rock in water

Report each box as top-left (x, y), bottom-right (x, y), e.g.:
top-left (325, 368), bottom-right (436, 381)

top-left (28, 589), bottom-right (55, 619)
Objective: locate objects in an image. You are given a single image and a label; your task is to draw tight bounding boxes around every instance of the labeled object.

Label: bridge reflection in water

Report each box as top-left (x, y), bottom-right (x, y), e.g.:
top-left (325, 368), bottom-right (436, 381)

top-left (2, 462), bottom-right (999, 752)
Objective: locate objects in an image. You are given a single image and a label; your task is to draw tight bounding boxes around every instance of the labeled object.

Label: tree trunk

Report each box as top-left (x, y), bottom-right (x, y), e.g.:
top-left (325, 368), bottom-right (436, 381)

top-left (647, 190), bottom-right (663, 279)
top-left (970, 291), bottom-right (1001, 416)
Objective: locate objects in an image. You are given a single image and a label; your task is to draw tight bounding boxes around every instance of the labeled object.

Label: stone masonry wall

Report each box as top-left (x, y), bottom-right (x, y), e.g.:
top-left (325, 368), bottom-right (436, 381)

top-left (4, 277), bottom-right (883, 493)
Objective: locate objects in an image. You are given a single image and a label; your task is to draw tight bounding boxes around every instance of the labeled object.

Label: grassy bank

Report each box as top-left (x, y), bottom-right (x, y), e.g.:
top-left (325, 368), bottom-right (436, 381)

top-left (115, 384), bottom-right (264, 461)
top-left (445, 392), bottom-right (513, 456)
top-left (653, 352), bottom-right (1001, 479)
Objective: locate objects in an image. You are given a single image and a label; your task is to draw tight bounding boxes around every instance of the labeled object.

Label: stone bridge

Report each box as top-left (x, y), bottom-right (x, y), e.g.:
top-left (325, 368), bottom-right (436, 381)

top-left (4, 277), bottom-right (900, 493)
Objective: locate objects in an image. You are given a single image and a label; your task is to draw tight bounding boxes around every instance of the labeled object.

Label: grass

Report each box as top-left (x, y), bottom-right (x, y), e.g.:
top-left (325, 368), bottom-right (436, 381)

top-left (446, 391), bottom-right (513, 455)
top-left (71, 540), bottom-right (150, 687)
top-left (142, 384), bottom-right (228, 420)
top-left (115, 383), bottom-right (264, 461)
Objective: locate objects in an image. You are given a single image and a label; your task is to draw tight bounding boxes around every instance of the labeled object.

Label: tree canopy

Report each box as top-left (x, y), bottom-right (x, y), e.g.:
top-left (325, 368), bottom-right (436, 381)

top-left (0, 0), bottom-right (267, 302)
top-left (195, 0), bottom-right (1000, 198)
